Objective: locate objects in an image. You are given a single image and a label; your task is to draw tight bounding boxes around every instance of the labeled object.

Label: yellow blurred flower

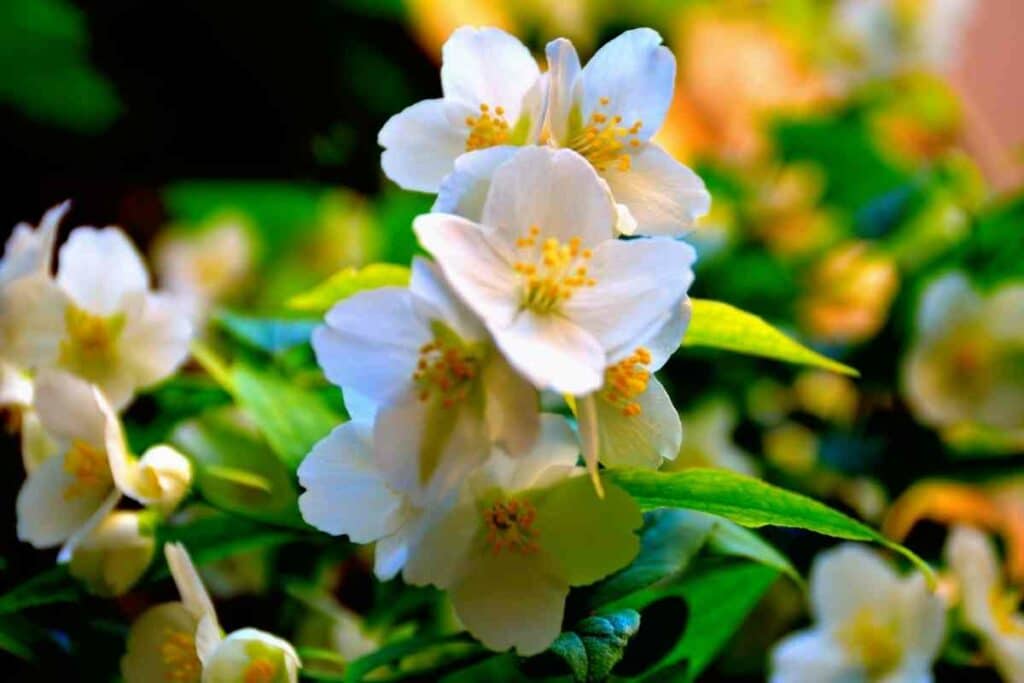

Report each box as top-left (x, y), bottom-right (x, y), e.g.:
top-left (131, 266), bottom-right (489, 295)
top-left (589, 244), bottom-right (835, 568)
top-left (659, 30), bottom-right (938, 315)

top-left (800, 241), bottom-right (900, 344)
top-left (763, 421), bottom-right (818, 475)
top-left (794, 370), bottom-right (860, 427)
top-left (749, 164), bottom-right (839, 257)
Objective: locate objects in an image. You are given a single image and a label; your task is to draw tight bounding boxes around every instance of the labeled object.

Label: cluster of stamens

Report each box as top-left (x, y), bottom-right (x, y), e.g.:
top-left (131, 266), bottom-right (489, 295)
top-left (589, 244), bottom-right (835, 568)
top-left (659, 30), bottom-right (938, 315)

top-left (602, 347), bottom-right (652, 417)
top-left (569, 97), bottom-right (641, 173)
top-left (484, 499), bottom-right (539, 555)
top-left (63, 440), bottom-right (111, 500)
top-left (60, 306), bottom-right (121, 369)
top-left (513, 226), bottom-right (596, 313)
top-left (412, 338), bottom-right (478, 408)
top-left (991, 588), bottom-right (1024, 636)
top-left (465, 103), bottom-right (510, 151)
top-left (161, 629), bottom-right (201, 682)
top-left (242, 657), bottom-right (279, 683)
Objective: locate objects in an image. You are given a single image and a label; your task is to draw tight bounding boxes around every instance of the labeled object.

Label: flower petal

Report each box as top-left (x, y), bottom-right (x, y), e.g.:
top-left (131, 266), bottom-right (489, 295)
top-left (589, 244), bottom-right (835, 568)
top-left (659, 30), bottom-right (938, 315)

top-left (481, 351), bottom-right (540, 457)
top-left (16, 450), bottom-right (110, 548)
top-left (449, 550), bottom-right (568, 656)
top-left (119, 292), bottom-right (192, 403)
top-left (313, 288), bottom-right (429, 404)
top-left (564, 237), bottom-right (695, 357)
top-left (121, 602), bottom-right (200, 683)
top-left (0, 201), bottom-right (67, 286)
top-left (602, 143), bottom-right (711, 236)
top-left (408, 256), bottom-right (486, 342)
top-left (297, 422), bottom-right (404, 542)
top-left (57, 227), bottom-right (149, 315)
top-left (480, 146), bottom-right (617, 249)
top-left (413, 213), bottom-right (519, 327)
top-left (770, 630), bottom-right (852, 683)
top-left (493, 310), bottom-right (605, 395)
top-left (544, 38), bottom-right (582, 146)
top-left (810, 544), bottom-right (903, 627)
top-left (203, 628), bottom-right (301, 683)
top-left (0, 274), bottom-right (66, 369)
top-left (593, 377), bottom-right (682, 469)
top-left (33, 370), bottom-right (107, 446)
top-left (165, 542), bottom-right (220, 630)
top-left (578, 28), bottom-right (675, 140)
top-left (433, 146), bottom-right (519, 221)
top-left (379, 98), bottom-right (469, 193)
top-left (440, 26), bottom-right (541, 121)
top-left (533, 474), bottom-right (642, 585)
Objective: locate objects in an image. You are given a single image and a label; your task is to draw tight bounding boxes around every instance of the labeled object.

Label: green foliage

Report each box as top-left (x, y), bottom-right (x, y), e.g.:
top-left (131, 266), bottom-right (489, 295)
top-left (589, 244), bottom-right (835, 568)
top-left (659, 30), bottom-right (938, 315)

top-left (0, 0), bottom-right (119, 131)
top-left (684, 299), bottom-right (858, 376)
top-left (607, 468), bottom-right (931, 579)
top-left (0, 565), bottom-right (81, 615)
top-left (706, 519), bottom-right (802, 586)
top-left (214, 310), bottom-right (319, 354)
top-left (287, 263), bottom-right (412, 314)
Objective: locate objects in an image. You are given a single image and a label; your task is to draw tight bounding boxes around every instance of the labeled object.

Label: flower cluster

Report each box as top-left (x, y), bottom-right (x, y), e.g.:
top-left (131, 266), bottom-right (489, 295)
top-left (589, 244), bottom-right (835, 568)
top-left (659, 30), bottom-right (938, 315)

top-left (298, 26), bottom-right (709, 654)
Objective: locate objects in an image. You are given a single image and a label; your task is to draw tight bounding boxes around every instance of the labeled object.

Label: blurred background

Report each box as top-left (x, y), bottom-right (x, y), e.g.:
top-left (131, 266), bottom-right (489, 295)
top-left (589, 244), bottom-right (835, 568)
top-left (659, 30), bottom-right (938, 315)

top-left (2, 0), bottom-right (1024, 680)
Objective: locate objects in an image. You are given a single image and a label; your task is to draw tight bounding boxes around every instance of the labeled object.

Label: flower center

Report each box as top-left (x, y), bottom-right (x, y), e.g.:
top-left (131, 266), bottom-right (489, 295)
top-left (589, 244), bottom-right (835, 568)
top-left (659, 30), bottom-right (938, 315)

top-left (836, 608), bottom-right (902, 677)
top-left (465, 103), bottom-right (510, 152)
top-left (161, 629), bottom-right (201, 683)
top-left (243, 657), bottom-right (279, 683)
top-left (602, 348), bottom-right (652, 417)
top-left (513, 226), bottom-right (596, 314)
top-left (59, 305), bottom-right (124, 376)
top-left (569, 97), bottom-right (642, 173)
top-left (990, 588), bottom-right (1024, 636)
top-left (413, 334), bottom-right (479, 408)
top-left (62, 439), bottom-right (111, 500)
top-left (484, 498), bottom-right (540, 555)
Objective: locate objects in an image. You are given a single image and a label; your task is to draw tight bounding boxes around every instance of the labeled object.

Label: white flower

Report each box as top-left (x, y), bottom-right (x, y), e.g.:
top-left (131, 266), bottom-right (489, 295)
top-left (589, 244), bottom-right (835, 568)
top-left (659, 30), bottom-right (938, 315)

top-left (298, 420), bottom-right (430, 581)
top-left (68, 509), bottom-right (156, 597)
top-left (16, 371), bottom-right (192, 556)
top-left (0, 201), bottom-right (65, 289)
top-left (902, 273), bottom-right (1024, 432)
top-left (378, 26), bottom-right (545, 193)
top-left (945, 525), bottom-right (1024, 682)
top-left (312, 256), bottom-right (538, 500)
top-left (0, 362), bottom-right (60, 473)
top-left (153, 214), bottom-right (255, 324)
top-left (771, 544), bottom-right (946, 683)
top-left (543, 29), bottom-right (710, 235)
top-left (122, 542), bottom-right (300, 683)
top-left (4, 222), bottom-right (193, 410)
top-left (401, 414), bottom-right (642, 656)
top-left (415, 146), bottom-right (696, 397)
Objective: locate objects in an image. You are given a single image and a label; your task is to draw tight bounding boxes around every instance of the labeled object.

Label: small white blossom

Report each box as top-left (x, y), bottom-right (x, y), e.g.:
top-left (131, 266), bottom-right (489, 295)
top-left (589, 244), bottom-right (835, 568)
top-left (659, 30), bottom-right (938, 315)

top-left (771, 544), bottom-right (946, 682)
top-left (379, 26), bottom-right (545, 193)
top-left (68, 509), bottom-right (156, 597)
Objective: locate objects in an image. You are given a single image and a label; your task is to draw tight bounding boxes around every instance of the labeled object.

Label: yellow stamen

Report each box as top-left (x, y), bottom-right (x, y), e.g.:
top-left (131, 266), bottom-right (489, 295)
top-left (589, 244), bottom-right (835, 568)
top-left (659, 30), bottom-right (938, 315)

top-left (836, 609), bottom-right (902, 677)
top-left (465, 102), bottom-right (510, 151)
top-left (484, 498), bottom-right (540, 555)
top-left (569, 97), bottom-right (642, 173)
top-left (161, 629), bottom-right (201, 683)
top-left (243, 657), bottom-right (279, 683)
top-left (512, 227), bottom-right (596, 313)
top-left (63, 440), bottom-right (111, 499)
top-left (59, 305), bottom-right (124, 377)
top-left (602, 348), bottom-right (652, 417)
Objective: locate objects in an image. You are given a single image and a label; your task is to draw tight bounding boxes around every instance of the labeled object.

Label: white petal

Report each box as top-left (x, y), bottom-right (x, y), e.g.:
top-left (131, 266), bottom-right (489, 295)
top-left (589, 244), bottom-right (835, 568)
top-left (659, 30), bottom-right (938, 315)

top-left (544, 38), bottom-right (582, 146)
top-left (379, 98), bottom-right (470, 193)
top-left (16, 451), bottom-right (110, 548)
top-left (564, 237), bottom-right (695, 357)
top-left (810, 544), bottom-right (903, 627)
top-left (440, 26), bottom-right (541, 122)
top-left (578, 28), bottom-right (676, 140)
top-left (413, 213), bottom-right (520, 327)
top-left (374, 529), bottom-right (410, 581)
top-left (57, 488), bottom-right (121, 563)
top-left (342, 388), bottom-right (378, 423)
top-left (433, 146), bottom-right (519, 221)
top-left (203, 628), bottom-right (300, 683)
top-left (497, 413), bottom-right (580, 491)
top-left (770, 630), bottom-right (853, 683)
top-left (297, 422), bottom-right (405, 542)
top-left (57, 227), bottom-right (149, 315)
top-left (0, 274), bottom-right (66, 369)
top-left (916, 272), bottom-right (977, 337)
top-left (450, 550), bottom-right (567, 656)
top-left (945, 526), bottom-right (1001, 634)
top-left (493, 310), bottom-right (605, 395)
top-left (402, 497), bottom-right (477, 589)
top-left (313, 288), bottom-right (429, 404)
top-left (20, 409), bottom-right (61, 474)
top-left (593, 377), bottom-right (681, 469)
top-left (896, 572), bottom-right (947, 665)
top-left (119, 292), bottom-right (193, 400)
top-left (0, 362), bottom-right (33, 407)
top-left (165, 542), bottom-right (220, 630)
top-left (0, 201), bottom-right (67, 285)
top-left (481, 351), bottom-right (540, 457)
top-left (635, 296), bottom-right (691, 370)
top-left (480, 147), bottom-right (617, 248)
top-left (602, 143), bottom-right (711, 236)
top-left (409, 256), bottom-right (486, 342)
top-left (68, 509), bottom-right (155, 596)
top-left (121, 603), bottom-right (201, 683)
top-left (134, 444), bottom-right (193, 512)
top-left (33, 370), bottom-right (107, 445)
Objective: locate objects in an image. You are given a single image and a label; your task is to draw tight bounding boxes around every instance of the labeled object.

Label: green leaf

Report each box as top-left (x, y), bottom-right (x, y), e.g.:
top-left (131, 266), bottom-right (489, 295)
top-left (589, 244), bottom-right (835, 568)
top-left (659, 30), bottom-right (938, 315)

top-left (214, 310), bottom-right (318, 353)
top-left (231, 363), bottom-right (344, 470)
top-left (0, 565), bottom-right (81, 615)
top-left (343, 633), bottom-right (479, 683)
top-left (158, 509), bottom-right (303, 571)
top-left (706, 519), bottom-right (802, 587)
top-left (606, 468), bottom-right (932, 581)
top-left (684, 299), bottom-right (858, 376)
top-left (543, 609), bottom-right (641, 683)
top-left (622, 562), bottom-right (779, 681)
top-left (573, 510), bottom-right (715, 611)
top-left (287, 263), bottom-right (411, 314)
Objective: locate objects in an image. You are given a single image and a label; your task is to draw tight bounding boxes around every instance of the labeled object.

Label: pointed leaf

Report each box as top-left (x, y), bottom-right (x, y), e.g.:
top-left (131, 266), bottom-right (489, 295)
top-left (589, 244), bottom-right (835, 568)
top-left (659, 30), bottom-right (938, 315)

top-left (287, 263), bottom-right (411, 314)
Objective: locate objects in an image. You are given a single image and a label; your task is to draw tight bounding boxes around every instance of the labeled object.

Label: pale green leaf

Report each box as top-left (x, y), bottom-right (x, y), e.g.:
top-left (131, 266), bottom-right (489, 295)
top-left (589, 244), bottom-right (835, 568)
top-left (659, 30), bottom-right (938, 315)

top-left (287, 263), bottom-right (411, 314)
top-left (605, 468), bottom-right (932, 581)
top-left (684, 299), bottom-right (858, 376)
top-left (214, 310), bottom-right (318, 353)
top-left (706, 519), bottom-right (802, 587)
